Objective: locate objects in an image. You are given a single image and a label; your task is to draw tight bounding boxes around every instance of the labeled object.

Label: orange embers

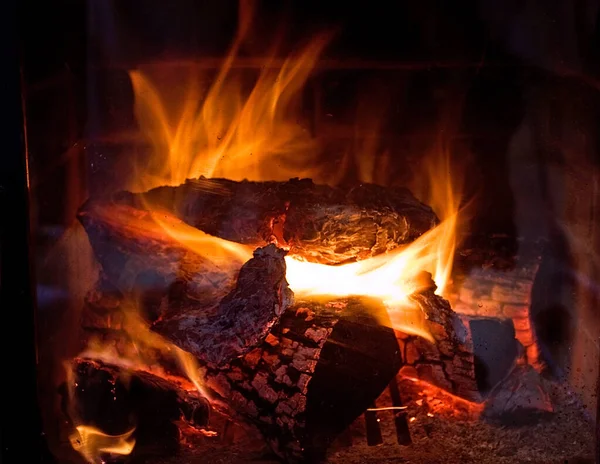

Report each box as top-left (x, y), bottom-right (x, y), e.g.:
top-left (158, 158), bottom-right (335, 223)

top-left (403, 377), bottom-right (483, 421)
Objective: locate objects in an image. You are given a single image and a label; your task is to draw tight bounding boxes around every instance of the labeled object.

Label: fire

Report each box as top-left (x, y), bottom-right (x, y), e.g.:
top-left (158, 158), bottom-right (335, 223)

top-left (69, 3), bottom-right (466, 458)
top-left (79, 300), bottom-right (211, 399)
top-left (124, 2), bottom-right (463, 340)
top-left (69, 425), bottom-right (135, 464)
top-left (68, 301), bottom-right (211, 461)
top-left (129, 2), bottom-right (330, 192)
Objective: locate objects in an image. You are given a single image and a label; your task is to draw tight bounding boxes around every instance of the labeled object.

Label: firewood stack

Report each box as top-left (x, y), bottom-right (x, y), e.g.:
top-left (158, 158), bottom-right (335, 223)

top-left (72, 177), bottom-right (480, 462)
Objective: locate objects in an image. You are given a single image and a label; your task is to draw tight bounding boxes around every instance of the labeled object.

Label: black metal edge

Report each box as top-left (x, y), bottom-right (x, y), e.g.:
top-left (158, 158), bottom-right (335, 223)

top-left (0, 0), bottom-right (55, 462)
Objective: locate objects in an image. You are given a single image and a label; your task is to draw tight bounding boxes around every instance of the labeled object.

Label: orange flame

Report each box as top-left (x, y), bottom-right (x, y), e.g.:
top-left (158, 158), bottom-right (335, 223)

top-left (69, 426), bottom-right (135, 463)
top-left (129, 2), bottom-right (330, 191)
top-left (123, 4), bottom-right (464, 341)
top-left (285, 152), bottom-right (461, 340)
top-left (79, 299), bottom-right (211, 399)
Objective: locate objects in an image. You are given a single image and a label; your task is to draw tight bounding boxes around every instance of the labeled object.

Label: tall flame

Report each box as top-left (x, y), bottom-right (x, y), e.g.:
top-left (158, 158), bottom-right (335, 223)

top-left (68, 4), bottom-right (466, 460)
top-left (129, 2), bottom-right (330, 191)
top-left (285, 151), bottom-right (462, 340)
top-left (123, 4), bottom-right (464, 340)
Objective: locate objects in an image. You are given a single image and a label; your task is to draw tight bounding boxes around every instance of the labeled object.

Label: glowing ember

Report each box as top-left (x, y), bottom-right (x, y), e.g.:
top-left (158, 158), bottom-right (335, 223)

top-left (69, 425), bottom-right (135, 463)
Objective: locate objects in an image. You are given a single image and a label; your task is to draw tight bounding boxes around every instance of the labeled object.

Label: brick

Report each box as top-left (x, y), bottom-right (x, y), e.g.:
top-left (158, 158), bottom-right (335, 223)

top-left (503, 304), bottom-right (530, 319)
top-left (526, 344), bottom-right (542, 367)
top-left (491, 284), bottom-right (530, 303)
top-left (512, 316), bottom-right (531, 332)
top-left (452, 301), bottom-right (478, 316)
top-left (515, 328), bottom-right (535, 347)
top-left (514, 280), bottom-right (534, 294)
top-left (475, 298), bottom-right (503, 317)
top-left (459, 286), bottom-right (476, 305)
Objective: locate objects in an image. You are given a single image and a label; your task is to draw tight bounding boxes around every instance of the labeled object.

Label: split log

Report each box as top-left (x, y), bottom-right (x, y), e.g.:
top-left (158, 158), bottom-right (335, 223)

top-left (81, 177), bottom-right (439, 265)
top-left (397, 284), bottom-right (481, 402)
top-left (201, 297), bottom-right (402, 463)
top-left (63, 358), bottom-right (211, 456)
top-left (77, 198), bottom-right (251, 302)
top-left (79, 243), bottom-right (292, 367)
top-left (153, 244), bottom-right (293, 365)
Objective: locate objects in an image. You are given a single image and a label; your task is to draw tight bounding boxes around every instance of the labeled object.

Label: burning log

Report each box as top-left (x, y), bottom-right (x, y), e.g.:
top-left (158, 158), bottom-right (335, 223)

top-left (77, 199), bottom-right (250, 302)
top-left (63, 358), bottom-right (211, 456)
top-left (80, 242), bottom-right (292, 367)
top-left (397, 284), bottom-right (481, 402)
top-left (79, 274), bottom-right (479, 460)
top-left (201, 297), bottom-right (402, 462)
top-left (153, 244), bottom-right (293, 365)
top-left (80, 177), bottom-right (439, 265)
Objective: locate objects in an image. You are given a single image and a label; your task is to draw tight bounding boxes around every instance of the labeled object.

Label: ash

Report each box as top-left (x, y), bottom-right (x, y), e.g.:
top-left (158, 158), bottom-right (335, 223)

top-left (149, 376), bottom-right (594, 464)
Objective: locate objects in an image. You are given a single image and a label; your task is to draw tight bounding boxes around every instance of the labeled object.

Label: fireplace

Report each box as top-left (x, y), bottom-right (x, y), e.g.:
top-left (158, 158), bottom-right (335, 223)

top-left (5, 1), bottom-right (600, 463)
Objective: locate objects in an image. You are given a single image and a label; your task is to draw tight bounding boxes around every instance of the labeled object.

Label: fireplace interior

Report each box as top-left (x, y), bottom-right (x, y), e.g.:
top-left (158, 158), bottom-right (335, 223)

top-left (10, 1), bottom-right (600, 463)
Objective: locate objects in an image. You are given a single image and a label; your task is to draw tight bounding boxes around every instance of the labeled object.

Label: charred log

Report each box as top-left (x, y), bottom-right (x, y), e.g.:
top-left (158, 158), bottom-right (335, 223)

top-left (80, 244), bottom-right (292, 367)
top-left (201, 297), bottom-right (402, 463)
top-left (80, 177), bottom-right (439, 265)
top-left (79, 276), bottom-right (479, 460)
top-left (77, 200), bottom-right (249, 301)
top-left (153, 244), bottom-right (293, 365)
top-left (63, 358), bottom-right (211, 456)
top-left (395, 276), bottom-right (480, 402)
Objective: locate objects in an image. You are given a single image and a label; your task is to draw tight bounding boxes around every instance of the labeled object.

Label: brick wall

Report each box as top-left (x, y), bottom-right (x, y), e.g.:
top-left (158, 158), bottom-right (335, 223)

top-left (446, 254), bottom-right (542, 370)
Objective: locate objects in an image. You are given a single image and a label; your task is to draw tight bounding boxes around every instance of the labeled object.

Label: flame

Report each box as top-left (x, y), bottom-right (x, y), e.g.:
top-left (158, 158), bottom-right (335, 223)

top-left (69, 426), bottom-right (135, 463)
top-left (122, 0), bottom-right (463, 341)
top-left (76, 3), bottom-right (463, 401)
top-left (129, 2), bottom-right (330, 192)
top-left (68, 300), bottom-right (211, 460)
top-left (148, 209), bottom-right (252, 266)
top-left (79, 300), bottom-right (211, 399)
top-left (285, 152), bottom-right (462, 340)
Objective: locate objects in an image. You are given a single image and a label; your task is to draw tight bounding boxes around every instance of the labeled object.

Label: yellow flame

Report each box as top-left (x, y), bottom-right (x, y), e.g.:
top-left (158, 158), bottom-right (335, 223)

top-left (284, 189), bottom-right (458, 341)
top-left (129, 3), bottom-right (330, 191)
top-left (120, 2), bottom-right (462, 347)
top-left (69, 426), bottom-right (135, 463)
top-left (148, 209), bottom-right (252, 266)
top-left (124, 0), bottom-right (461, 323)
top-left (78, 298), bottom-right (211, 399)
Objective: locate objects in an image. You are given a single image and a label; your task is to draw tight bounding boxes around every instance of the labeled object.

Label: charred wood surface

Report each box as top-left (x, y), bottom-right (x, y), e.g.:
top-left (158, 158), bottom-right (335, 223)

top-left (153, 244), bottom-right (293, 365)
top-left (396, 280), bottom-right (480, 402)
top-left (78, 196), bottom-right (293, 366)
top-left (64, 358), bottom-right (211, 456)
top-left (202, 298), bottom-right (402, 463)
top-left (77, 199), bottom-right (248, 302)
top-left (79, 277), bottom-right (480, 459)
top-left (82, 177), bottom-right (439, 265)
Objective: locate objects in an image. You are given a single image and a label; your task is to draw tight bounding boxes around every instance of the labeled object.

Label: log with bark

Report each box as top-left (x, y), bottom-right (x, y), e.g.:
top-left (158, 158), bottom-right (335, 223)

top-left (201, 297), bottom-right (402, 462)
top-left (395, 279), bottom-right (481, 402)
top-left (79, 177), bottom-right (439, 265)
top-left (80, 241), bottom-right (292, 367)
top-left (63, 358), bottom-right (211, 457)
